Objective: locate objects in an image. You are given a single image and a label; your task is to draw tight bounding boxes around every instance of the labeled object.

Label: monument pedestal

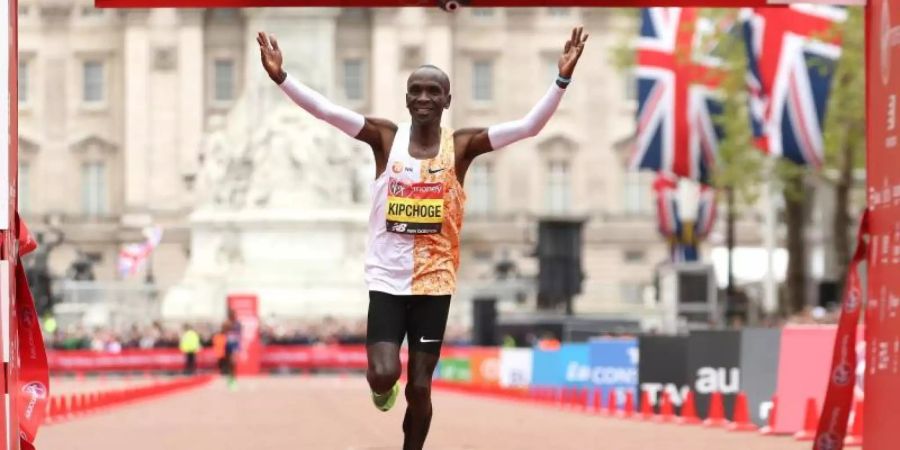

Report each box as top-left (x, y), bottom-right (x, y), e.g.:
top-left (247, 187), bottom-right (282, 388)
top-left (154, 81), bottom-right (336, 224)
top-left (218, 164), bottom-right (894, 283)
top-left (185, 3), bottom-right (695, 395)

top-left (163, 208), bottom-right (370, 320)
top-left (162, 8), bottom-right (375, 321)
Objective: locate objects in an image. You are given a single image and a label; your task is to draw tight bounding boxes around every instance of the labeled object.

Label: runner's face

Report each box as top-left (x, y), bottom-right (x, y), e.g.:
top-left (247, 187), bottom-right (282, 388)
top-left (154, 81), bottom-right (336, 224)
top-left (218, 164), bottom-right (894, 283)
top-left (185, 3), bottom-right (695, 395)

top-left (406, 70), bottom-right (450, 124)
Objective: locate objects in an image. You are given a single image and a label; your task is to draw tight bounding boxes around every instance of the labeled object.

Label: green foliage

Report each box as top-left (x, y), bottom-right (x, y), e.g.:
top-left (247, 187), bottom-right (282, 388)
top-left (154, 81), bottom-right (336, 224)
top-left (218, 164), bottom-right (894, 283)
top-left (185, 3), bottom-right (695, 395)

top-left (609, 9), bottom-right (639, 73)
top-left (702, 9), bottom-right (764, 207)
top-left (821, 7), bottom-right (866, 180)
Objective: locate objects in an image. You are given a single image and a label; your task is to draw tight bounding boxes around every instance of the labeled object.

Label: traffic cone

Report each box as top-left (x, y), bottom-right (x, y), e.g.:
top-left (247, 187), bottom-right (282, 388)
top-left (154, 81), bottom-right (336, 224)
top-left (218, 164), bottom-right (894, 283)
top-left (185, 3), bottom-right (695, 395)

top-left (591, 389), bottom-right (603, 413)
top-left (606, 389), bottom-right (618, 416)
top-left (639, 390), bottom-right (654, 420)
top-left (565, 387), bottom-right (575, 408)
top-left (45, 397), bottom-right (57, 423)
top-left (793, 397), bottom-right (819, 441)
top-left (844, 397), bottom-right (863, 447)
top-left (575, 388), bottom-right (591, 411)
top-left (703, 392), bottom-right (728, 427)
top-left (759, 396), bottom-right (778, 435)
top-left (655, 390), bottom-right (675, 422)
top-left (621, 390), bottom-right (635, 419)
top-left (728, 392), bottom-right (758, 432)
top-left (574, 388), bottom-right (586, 410)
top-left (678, 390), bottom-right (701, 425)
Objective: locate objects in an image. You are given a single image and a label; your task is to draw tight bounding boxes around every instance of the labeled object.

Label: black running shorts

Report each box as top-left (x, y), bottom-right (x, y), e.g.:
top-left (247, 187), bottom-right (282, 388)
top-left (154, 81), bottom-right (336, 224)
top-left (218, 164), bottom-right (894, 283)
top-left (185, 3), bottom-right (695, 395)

top-left (366, 291), bottom-right (451, 356)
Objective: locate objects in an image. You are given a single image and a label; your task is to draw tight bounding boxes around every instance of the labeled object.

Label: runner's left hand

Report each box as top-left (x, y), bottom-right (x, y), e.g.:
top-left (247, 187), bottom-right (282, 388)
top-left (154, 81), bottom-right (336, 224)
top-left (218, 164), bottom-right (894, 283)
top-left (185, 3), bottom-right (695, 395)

top-left (558, 26), bottom-right (589, 79)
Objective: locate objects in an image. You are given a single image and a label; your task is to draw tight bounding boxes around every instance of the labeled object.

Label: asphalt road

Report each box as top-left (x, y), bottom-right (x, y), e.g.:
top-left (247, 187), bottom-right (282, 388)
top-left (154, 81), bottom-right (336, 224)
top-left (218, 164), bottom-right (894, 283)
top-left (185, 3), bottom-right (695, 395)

top-left (39, 376), bottom-right (810, 450)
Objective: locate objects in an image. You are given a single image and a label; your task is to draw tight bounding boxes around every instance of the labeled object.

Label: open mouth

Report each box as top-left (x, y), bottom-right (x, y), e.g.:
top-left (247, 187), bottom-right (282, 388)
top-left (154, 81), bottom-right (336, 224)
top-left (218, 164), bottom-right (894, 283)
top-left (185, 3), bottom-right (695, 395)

top-left (413, 106), bottom-right (433, 114)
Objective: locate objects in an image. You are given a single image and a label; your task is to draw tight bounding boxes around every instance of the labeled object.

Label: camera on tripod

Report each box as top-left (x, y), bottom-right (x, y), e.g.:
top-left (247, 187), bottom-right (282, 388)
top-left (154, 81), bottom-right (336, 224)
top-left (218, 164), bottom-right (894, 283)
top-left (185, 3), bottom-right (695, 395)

top-left (436, 0), bottom-right (464, 12)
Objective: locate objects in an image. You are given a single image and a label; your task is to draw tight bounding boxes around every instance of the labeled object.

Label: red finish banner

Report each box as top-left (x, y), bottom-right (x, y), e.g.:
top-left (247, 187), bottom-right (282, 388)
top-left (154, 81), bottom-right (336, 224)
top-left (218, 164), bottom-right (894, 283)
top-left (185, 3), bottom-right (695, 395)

top-left (14, 217), bottom-right (49, 450)
top-left (226, 294), bottom-right (262, 376)
top-left (95, 0), bottom-right (780, 8)
top-left (862, 0), bottom-right (900, 448)
top-left (813, 215), bottom-right (868, 450)
top-left (15, 264), bottom-right (48, 449)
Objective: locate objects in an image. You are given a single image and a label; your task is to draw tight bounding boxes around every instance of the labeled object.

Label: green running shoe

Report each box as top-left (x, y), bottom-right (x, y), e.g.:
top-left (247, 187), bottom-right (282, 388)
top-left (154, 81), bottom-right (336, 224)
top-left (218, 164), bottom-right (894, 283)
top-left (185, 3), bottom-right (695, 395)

top-left (372, 382), bottom-right (400, 412)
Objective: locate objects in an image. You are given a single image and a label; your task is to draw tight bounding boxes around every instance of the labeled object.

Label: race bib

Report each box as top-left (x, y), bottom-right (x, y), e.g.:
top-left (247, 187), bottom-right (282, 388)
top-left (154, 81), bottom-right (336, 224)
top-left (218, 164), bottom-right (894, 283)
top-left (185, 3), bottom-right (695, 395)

top-left (387, 177), bottom-right (444, 234)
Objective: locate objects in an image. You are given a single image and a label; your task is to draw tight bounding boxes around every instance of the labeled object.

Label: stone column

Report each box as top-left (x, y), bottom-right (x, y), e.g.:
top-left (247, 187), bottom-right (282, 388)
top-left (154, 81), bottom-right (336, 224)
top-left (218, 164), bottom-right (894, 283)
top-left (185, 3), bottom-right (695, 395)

top-left (37, 2), bottom-right (72, 214)
top-left (243, 8), bottom-right (341, 125)
top-left (426, 11), bottom-right (454, 128)
top-left (123, 9), bottom-right (151, 212)
top-left (177, 8), bottom-right (205, 208)
top-left (371, 10), bottom-right (400, 120)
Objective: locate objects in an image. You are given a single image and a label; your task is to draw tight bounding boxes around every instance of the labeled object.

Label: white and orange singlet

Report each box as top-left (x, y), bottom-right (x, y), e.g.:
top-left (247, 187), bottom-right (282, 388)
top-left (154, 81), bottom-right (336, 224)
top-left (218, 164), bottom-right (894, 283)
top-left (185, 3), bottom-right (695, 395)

top-left (365, 124), bottom-right (466, 296)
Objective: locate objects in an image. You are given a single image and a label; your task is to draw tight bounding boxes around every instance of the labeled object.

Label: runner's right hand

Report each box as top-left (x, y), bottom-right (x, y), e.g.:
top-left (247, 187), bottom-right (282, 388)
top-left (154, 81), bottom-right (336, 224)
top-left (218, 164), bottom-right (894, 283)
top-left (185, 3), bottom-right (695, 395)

top-left (257, 32), bottom-right (286, 84)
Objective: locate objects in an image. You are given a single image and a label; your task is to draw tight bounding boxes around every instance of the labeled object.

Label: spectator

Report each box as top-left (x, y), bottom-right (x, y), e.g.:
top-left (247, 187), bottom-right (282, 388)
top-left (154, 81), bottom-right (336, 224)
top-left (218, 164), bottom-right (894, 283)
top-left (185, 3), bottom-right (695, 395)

top-left (180, 324), bottom-right (201, 375)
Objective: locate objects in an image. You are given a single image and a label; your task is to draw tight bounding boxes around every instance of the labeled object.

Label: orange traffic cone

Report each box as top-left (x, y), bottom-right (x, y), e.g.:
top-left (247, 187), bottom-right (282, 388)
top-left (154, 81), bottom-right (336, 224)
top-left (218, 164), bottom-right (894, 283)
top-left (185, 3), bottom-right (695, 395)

top-left (575, 388), bottom-right (588, 411)
top-left (759, 396), bottom-right (777, 435)
top-left (606, 389), bottom-right (618, 416)
top-left (45, 396), bottom-right (57, 423)
top-left (793, 397), bottom-right (819, 441)
top-left (655, 390), bottom-right (675, 422)
top-left (728, 392), bottom-right (758, 431)
top-left (844, 397), bottom-right (863, 447)
top-left (703, 392), bottom-right (728, 427)
top-left (592, 389), bottom-right (603, 413)
top-left (622, 390), bottom-right (635, 419)
top-left (639, 390), bottom-right (654, 420)
top-left (678, 390), bottom-right (701, 425)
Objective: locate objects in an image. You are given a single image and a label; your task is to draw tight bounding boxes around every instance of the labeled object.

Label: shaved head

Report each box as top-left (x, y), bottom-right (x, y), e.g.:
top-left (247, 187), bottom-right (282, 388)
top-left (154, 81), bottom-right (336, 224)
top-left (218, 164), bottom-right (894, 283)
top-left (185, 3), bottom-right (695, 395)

top-left (409, 64), bottom-right (450, 93)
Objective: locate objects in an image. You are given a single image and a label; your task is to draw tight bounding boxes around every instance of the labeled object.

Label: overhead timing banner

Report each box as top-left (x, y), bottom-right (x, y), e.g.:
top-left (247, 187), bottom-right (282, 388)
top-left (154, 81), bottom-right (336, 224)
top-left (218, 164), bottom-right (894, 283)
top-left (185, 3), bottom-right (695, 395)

top-left (95, 0), bottom-right (783, 8)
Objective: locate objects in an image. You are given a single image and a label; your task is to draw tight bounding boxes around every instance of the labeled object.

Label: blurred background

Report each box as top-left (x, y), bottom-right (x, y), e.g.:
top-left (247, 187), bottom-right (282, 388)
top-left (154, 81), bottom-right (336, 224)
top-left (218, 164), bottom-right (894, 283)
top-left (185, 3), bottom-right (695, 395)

top-left (17, 2), bottom-right (875, 448)
top-left (17, 4), bottom-right (864, 351)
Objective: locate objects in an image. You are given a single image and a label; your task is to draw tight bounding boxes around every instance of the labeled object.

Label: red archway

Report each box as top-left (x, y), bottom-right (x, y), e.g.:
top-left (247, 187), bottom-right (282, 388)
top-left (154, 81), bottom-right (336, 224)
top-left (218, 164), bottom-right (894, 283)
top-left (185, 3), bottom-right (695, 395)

top-left (1, 0), bottom-right (896, 449)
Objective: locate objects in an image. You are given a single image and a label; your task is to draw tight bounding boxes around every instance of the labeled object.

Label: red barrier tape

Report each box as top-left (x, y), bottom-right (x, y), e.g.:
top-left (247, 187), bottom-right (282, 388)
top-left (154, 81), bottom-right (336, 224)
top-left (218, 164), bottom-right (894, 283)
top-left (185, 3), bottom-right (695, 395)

top-left (16, 216), bottom-right (50, 450)
top-left (48, 345), bottom-right (422, 373)
top-left (814, 212), bottom-right (868, 450)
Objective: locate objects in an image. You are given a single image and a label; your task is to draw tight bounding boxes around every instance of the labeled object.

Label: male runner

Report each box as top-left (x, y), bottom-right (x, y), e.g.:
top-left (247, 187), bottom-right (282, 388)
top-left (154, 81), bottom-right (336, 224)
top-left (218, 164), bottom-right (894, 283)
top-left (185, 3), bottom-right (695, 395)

top-left (258, 26), bottom-right (587, 450)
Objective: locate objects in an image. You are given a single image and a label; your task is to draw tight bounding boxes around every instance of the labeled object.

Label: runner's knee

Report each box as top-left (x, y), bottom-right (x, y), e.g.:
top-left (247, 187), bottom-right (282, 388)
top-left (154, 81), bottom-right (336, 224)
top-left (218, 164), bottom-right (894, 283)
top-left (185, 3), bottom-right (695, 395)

top-left (367, 361), bottom-right (401, 391)
top-left (404, 380), bottom-right (432, 408)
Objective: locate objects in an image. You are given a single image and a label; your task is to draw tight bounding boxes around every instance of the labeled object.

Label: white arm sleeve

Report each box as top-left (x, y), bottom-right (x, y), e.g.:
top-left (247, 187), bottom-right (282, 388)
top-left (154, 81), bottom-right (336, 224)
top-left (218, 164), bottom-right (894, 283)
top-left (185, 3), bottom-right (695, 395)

top-left (487, 83), bottom-right (566, 150)
top-left (279, 73), bottom-right (365, 138)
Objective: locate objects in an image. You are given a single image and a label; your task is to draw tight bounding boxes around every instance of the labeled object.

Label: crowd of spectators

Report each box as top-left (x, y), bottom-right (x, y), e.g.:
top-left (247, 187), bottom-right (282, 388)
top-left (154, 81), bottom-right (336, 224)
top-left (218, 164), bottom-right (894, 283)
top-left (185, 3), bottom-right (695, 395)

top-left (43, 316), bottom-right (473, 352)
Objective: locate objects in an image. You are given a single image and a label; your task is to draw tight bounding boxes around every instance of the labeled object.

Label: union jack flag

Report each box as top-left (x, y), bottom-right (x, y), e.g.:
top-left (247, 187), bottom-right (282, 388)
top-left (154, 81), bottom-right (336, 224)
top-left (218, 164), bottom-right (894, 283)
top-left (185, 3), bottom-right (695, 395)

top-left (742, 5), bottom-right (846, 166)
top-left (631, 8), bottom-right (724, 185)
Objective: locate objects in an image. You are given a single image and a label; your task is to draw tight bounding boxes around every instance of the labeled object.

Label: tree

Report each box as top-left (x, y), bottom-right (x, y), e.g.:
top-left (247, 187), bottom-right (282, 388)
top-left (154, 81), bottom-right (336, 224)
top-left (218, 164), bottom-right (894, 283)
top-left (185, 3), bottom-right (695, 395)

top-left (821, 7), bottom-right (866, 289)
top-left (612, 7), bottom-right (866, 316)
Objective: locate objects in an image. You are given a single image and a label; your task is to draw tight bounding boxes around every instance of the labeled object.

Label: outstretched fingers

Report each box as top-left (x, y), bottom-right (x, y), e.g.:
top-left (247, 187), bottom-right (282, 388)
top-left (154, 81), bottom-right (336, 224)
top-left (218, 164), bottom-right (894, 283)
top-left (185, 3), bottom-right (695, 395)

top-left (577, 33), bottom-right (589, 56)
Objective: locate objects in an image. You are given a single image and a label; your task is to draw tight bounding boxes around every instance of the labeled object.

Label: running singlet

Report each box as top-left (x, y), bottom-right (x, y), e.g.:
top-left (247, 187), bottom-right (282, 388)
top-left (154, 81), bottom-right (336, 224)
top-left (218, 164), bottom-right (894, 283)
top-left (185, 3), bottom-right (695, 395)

top-left (365, 124), bottom-right (466, 296)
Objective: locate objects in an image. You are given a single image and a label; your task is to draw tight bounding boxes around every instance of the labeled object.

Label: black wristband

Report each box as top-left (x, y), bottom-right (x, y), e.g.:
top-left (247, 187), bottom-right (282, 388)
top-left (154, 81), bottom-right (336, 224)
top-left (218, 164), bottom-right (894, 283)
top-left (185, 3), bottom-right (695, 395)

top-left (273, 69), bottom-right (288, 85)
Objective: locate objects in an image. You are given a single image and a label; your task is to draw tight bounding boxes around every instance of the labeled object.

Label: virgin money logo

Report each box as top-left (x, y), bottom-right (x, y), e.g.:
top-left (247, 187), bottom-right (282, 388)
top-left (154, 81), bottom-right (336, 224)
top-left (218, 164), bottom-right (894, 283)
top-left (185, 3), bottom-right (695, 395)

top-left (845, 285), bottom-right (860, 313)
top-left (832, 363), bottom-right (852, 386)
top-left (22, 382), bottom-right (47, 420)
top-left (389, 180), bottom-right (409, 197)
top-left (22, 382), bottom-right (46, 399)
top-left (816, 432), bottom-right (839, 450)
